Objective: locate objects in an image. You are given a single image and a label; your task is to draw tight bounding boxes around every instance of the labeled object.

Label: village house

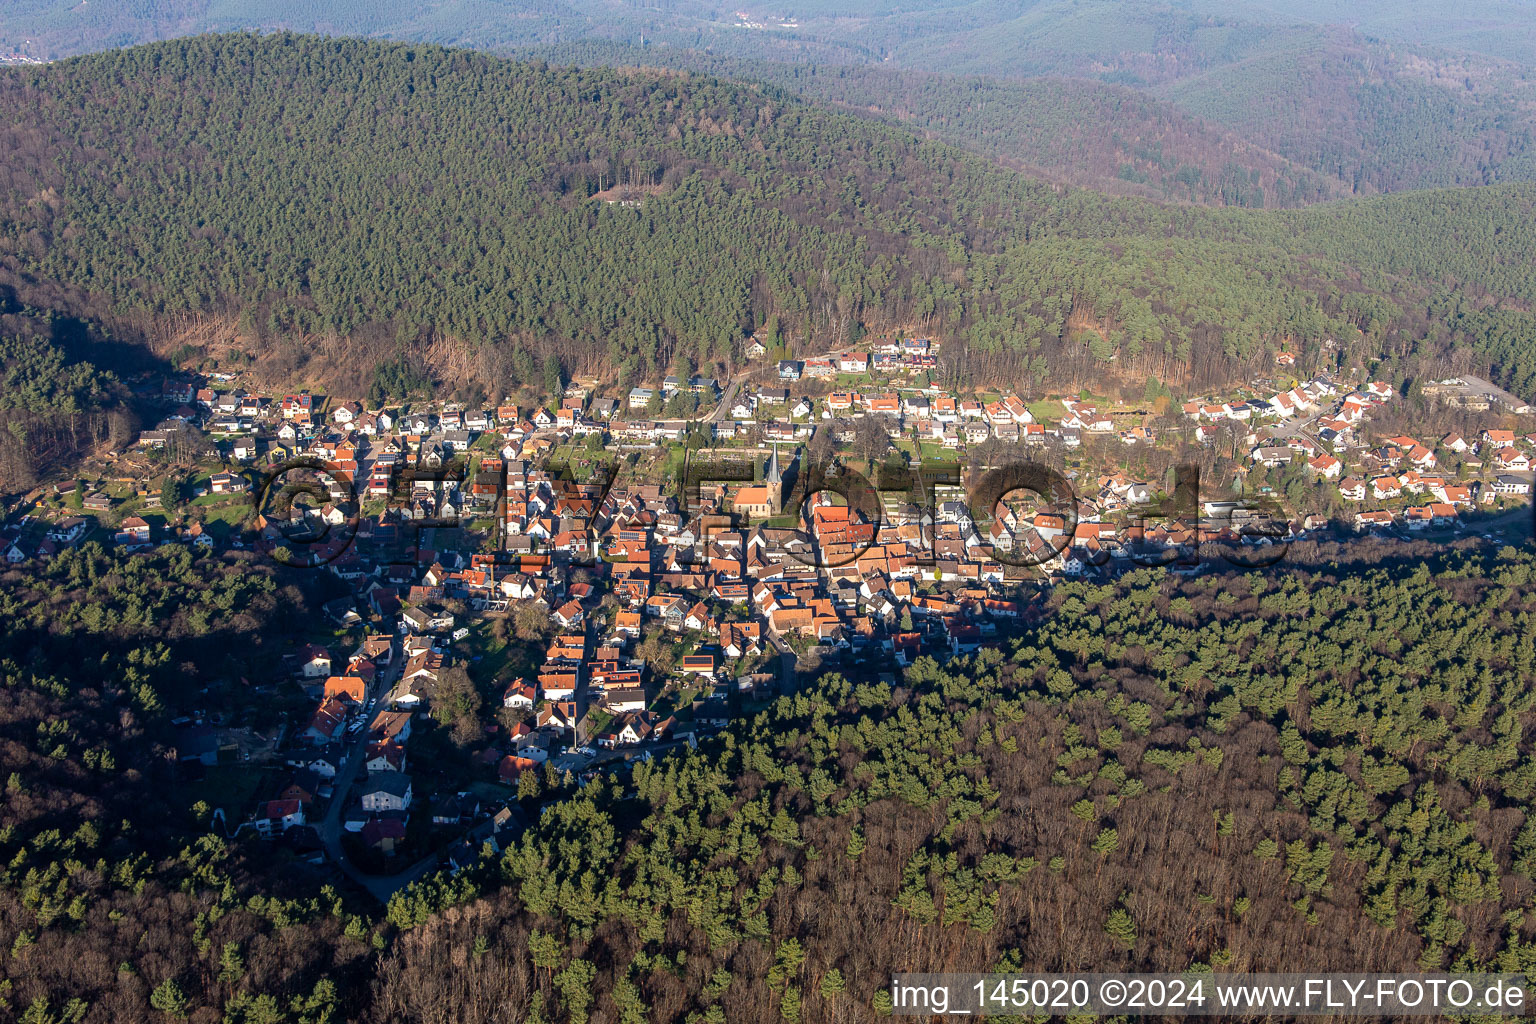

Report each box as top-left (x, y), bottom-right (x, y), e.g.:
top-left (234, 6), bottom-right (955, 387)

top-left (1494, 475), bottom-right (1532, 495)
top-left (256, 800), bottom-right (305, 837)
top-left (501, 682), bottom-right (538, 709)
top-left (278, 770), bottom-right (323, 807)
top-left (322, 674), bottom-right (366, 703)
top-left (297, 645), bottom-right (332, 678)
top-left (1308, 453), bottom-right (1342, 479)
top-left (1355, 509), bottom-right (1395, 530)
top-left (603, 686), bottom-right (648, 713)
top-left (47, 517), bottom-right (89, 545)
top-left (301, 698), bottom-right (349, 745)
top-left (365, 741), bottom-right (407, 773)
top-left (359, 774), bottom-right (413, 812)
top-left (537, 700), bottom-right (585, 738)
top-left (209, 472), bottom-right (247, 495)
top-left (361, 818), bottom-right (406, 854)
top-left (1496, 447), bottom-right (1531, 472)
top-left (680, 653), bottom-right (717, 679)
top-left (538, 669), bottom-right (580, 701)
top-left (432, 793), bottom-right (483, 827)
top-left (1371, 476), bottom-right (1403, 500)
top-left (107, 517), bottom-right (151, 550)
top-left (1250, 446), bottom-right (1293, 468)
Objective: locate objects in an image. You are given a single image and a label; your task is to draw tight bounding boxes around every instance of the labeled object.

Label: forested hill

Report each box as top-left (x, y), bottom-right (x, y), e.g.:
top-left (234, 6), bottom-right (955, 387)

top-left (0, 301), bottom-right (134, 491)
top-left (8, 1), bottom-right (1536, 202)
top-left (872, 6), bottom-right (1536, 194)
top-left (2, 34), bottom-right (1536, 398)
top-left (504, 41), bottom-right (1350, 209)
top-left (6, 541), bottom-right (1536, 1021)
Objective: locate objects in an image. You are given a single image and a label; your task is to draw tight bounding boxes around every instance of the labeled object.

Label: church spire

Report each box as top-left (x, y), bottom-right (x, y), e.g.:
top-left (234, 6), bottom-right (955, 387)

top-left (765, 443), bottom-right (782, 486)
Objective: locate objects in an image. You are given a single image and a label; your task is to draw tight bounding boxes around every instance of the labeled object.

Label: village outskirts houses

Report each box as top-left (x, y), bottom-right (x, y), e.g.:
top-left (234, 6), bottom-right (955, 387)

top-left (23, 346), bottom-right (1534, 857)
top-left (358, 774), bottom-right (413, 814)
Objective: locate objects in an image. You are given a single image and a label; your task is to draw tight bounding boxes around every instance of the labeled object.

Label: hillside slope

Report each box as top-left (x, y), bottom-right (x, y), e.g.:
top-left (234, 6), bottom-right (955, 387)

top-left (516, 41), bottom-right (1350, 208)
top-left (1159, 32), bottom-right (1536, 193)
top-left (6, 543), bottom-right (1536, 1021)
top-left (0, 0), bottom-right (859, 64)
top-left (1, 34), bottom-right (1535, 398)
top-left (0, 301), bottom-right (132, 490)
top-left (882, 4), bottom-right (1536, 193)
top-left (8, 2), bottom-right (1536, 202)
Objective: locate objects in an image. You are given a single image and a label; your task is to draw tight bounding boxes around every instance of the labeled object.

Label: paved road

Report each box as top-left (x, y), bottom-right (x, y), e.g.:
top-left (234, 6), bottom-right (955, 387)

top-left (1453, 503), bottom-right (1534, 541)
top-left (1267, 409), bottom-right (1324, 452)
top-left (319, 635), bottom-right (425, 902)
top-left (312, 625), bottom-right (595, 903)
top-left (707, 377), bottom-right (745, 424)
top-left (316, 633), bottom-right (501, 903)
top-left (582, 737), bottom-right (695, 770)
top-left (763, 630), bottom-right (800, 692)
top-left (705, 347), bottom-right (846, 424)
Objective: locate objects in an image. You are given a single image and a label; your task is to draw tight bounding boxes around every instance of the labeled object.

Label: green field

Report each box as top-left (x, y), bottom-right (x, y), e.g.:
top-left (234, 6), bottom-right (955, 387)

top-left (1027, 399), bottom-right (1067, 421)
top-left (186, 764), bottom-right (271, 821)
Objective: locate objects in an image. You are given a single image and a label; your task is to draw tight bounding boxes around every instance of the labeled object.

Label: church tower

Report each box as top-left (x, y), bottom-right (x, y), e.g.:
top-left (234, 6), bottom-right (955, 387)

top-left (765, 444), bottom-right (784, 515)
